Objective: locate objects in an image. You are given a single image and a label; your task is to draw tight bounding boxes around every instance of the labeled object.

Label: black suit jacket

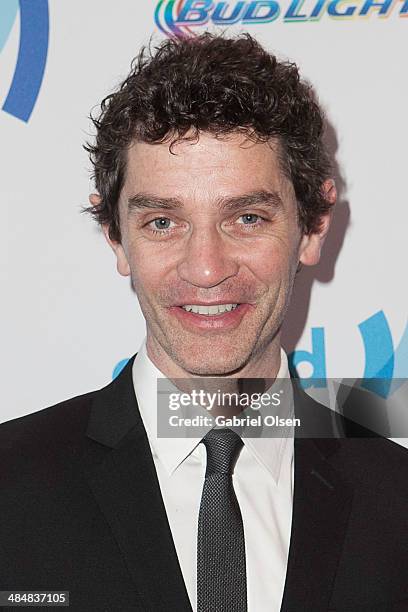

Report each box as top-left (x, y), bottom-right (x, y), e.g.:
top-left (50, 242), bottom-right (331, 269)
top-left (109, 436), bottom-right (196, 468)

top-left (1, 355), bottom-right (407, 611)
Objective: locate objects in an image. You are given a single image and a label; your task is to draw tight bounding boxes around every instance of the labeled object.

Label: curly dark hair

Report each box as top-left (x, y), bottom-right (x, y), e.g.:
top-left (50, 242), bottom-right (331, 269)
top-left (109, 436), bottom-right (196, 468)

top-left (84, 33), bottom-right (332, 243)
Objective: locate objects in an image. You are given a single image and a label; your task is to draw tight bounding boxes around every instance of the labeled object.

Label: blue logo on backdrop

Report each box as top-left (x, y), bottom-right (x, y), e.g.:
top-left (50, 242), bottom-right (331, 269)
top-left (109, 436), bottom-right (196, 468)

top-left (288, 311), bottom-right (408, 397)
top-left (113, 311), bottom-right (408, 398)
top-left (1, 0), bottom-right (49, 122)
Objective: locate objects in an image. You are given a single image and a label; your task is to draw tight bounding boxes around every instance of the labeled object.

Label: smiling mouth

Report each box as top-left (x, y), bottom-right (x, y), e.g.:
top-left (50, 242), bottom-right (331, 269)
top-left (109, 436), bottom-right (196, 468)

top-left (180, 303), bottom-right (239, 316)
top-left (169, 302), bottom-right (252, 331)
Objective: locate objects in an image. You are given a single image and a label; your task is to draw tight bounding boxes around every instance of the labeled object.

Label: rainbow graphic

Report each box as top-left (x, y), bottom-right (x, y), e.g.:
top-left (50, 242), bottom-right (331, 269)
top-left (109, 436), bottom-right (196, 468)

top-left (155, 0), bottom-right (197, 37)
top-left (155, 0), bottom-right (408, 37)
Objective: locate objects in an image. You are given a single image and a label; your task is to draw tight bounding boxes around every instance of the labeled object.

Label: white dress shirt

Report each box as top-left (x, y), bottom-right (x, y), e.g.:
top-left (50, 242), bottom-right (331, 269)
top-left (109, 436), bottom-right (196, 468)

top-left (132, 341), bottom-right (294, 612)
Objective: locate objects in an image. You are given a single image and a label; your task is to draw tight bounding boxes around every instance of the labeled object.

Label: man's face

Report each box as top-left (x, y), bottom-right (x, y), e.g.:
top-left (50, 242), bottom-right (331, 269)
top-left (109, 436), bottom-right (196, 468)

top-left (103, 132), bottom-right (331, 377)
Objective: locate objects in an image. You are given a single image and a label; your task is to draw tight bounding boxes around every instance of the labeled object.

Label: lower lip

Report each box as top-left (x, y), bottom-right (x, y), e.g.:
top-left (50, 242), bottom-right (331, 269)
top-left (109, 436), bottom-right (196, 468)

top-left (168, 304), bottom-right (253, 332)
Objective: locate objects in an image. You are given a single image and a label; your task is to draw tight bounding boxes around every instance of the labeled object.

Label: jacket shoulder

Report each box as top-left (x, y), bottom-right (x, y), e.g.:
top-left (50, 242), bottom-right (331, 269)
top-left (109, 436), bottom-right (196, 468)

top-left (0, 390), bottom-right (96, 450)
top-left (0, 387), bottom-right (107, 489)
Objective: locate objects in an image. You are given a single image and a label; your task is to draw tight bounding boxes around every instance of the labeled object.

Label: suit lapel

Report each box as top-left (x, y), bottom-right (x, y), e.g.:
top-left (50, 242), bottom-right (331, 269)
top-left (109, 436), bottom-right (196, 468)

top-left (82, 357), bottom-right (353, 611)
top-left (281, 387), bottom-right (354, 611)
top-left (83, 356), bottom-right (192, 612)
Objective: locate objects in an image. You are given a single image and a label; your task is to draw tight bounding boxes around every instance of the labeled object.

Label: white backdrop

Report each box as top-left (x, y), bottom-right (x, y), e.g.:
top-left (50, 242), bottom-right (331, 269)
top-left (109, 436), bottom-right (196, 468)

top-left (1, 1), bottom-right (407, 440)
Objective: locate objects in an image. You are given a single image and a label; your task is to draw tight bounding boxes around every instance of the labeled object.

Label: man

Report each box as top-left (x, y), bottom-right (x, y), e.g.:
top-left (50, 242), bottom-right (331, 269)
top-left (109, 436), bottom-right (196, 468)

top-left (0, 33), bottom-right (407, 612)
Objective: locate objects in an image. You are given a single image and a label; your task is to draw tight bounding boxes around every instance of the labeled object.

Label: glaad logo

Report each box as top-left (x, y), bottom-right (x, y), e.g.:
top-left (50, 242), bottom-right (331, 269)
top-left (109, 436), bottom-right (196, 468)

top-left (113, 311), bottom-right (408, 399)
top-left (1, 0), bottom-right (49, 122)
top-left (289, 311), bottom-right (408, 397)
top-left (155, 0), bottom-right (408, 37)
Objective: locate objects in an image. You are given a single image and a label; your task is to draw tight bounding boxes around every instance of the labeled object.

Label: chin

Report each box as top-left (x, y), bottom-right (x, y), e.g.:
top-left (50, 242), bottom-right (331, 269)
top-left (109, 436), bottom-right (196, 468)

top-left (172, 348), bottom-right (250, 377)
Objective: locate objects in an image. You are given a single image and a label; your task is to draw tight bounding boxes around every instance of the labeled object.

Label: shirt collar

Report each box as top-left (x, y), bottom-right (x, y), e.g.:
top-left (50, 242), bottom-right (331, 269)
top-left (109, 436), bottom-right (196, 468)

top-left (132, 340), bottom-right (293, 484)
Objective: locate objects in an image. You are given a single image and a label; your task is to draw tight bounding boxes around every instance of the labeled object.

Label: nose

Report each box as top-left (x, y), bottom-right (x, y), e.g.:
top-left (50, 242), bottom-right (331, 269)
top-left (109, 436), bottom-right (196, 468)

top-left (177, 226), bottom-right (239, 288)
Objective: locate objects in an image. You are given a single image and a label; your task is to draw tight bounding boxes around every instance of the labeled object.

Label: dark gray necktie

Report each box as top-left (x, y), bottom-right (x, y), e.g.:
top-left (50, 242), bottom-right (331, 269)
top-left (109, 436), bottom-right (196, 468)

top-left (197, 428), bottom-right (247, 612)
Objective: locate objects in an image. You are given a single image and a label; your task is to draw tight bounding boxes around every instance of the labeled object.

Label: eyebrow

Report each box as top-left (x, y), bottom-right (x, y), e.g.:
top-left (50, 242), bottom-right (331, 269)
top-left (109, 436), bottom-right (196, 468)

top-left (127, 189), bottom-right (283, 213)
top-left (217, 190), bottom-right (283, 212)
top-left (127, 193), bottom-right (182, 212)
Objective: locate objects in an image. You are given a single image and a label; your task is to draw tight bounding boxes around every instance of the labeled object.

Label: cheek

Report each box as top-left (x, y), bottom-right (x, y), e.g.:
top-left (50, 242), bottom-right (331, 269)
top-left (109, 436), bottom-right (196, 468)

top-left (130, 260), bottom-right (158, 290)
top-left (242, 236), bottom-right (298, 283)
top-left (127, 246), bottom-right (173, 299)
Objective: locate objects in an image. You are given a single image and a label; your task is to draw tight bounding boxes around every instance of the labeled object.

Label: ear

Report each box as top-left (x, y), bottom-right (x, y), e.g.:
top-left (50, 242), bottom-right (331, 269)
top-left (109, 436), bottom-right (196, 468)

top-left (298, 179), bottom-right (337, 266)
top-left (89, 193), bottom-right (131, 277)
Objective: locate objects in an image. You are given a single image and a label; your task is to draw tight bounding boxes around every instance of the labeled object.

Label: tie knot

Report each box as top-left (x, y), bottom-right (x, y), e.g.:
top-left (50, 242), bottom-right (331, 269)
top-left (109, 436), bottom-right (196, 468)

top-left (202, 428), bottom-right (243, 476)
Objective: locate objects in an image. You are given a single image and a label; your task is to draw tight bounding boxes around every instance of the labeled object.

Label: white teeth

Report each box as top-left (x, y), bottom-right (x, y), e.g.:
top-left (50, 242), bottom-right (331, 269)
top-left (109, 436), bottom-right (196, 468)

top-left (181, 304), bottom-right (238, 315)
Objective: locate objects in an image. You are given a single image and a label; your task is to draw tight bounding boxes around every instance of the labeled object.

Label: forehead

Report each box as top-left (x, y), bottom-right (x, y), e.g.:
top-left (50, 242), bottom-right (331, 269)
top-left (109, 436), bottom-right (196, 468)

top-left (122, 132), bottom-right (292, 203)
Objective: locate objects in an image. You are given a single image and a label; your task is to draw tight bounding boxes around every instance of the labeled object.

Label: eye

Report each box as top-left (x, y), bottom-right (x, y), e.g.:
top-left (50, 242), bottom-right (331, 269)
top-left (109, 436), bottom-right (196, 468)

top-left (237, 213), bottom-right (262, 225)
top-left (148, 217), bottom-right (174, 231)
